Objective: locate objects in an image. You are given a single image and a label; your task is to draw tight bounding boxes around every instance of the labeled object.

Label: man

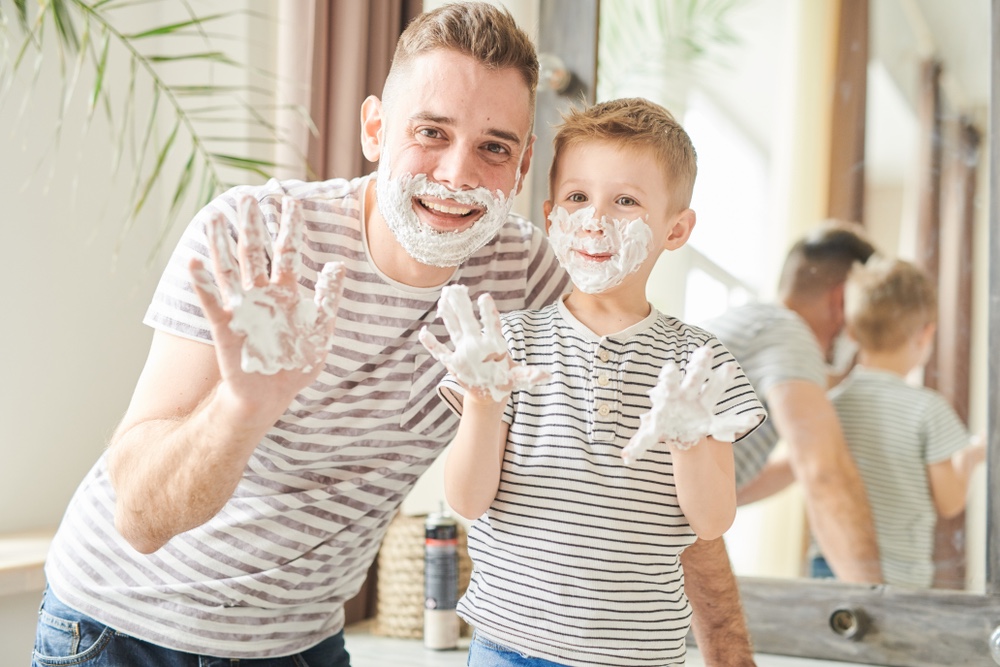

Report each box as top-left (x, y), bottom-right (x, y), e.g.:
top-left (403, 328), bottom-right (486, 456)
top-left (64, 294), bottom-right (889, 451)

top-left (34, 4), bottom-right (756, 666)
top-left (705, 222), bottom-right (884, 584)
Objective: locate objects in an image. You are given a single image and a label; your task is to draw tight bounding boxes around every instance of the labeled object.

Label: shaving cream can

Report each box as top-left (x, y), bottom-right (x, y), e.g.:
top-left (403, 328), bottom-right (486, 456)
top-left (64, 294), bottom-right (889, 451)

top-left (424, 511), bottom-right (459, 650)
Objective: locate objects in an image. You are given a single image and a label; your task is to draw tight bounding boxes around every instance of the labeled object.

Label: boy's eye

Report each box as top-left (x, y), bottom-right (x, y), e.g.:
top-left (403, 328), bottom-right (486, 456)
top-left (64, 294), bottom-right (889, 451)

top-left (617, 195), bottom-right (638, 207)
top-left (568, 193), bottom-right (588, 203)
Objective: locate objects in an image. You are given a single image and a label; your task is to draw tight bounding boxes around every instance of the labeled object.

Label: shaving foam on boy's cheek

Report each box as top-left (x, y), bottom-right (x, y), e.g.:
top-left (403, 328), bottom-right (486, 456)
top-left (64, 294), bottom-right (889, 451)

top-left (547, 205), bottom-right (653, 294)
top-left (375, 147), bottom-right (517, 267)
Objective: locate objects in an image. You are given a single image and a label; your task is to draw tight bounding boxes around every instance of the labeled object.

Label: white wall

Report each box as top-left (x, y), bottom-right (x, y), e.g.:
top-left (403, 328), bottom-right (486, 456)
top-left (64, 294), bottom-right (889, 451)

top-left (0, 2), bottom-right (277, 662)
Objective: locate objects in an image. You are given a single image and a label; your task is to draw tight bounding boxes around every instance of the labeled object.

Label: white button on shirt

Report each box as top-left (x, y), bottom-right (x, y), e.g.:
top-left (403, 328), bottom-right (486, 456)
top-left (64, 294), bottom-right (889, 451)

top-left (597, 375), bottom-right (610, 387)
top-left (597, 404), bottom-right (611, 416)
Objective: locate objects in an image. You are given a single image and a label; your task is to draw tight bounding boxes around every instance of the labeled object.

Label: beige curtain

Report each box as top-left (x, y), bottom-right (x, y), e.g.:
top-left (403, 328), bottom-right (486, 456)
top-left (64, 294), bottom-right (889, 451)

top-left (276, 0), bottom-right (422, 181)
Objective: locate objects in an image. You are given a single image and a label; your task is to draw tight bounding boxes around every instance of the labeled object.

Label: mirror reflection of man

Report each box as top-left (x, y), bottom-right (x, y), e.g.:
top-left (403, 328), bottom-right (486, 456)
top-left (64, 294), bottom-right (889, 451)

top-left (705, 222), bottom-right (883, 584)
top-left (34, 3), bottom-right (760, 666)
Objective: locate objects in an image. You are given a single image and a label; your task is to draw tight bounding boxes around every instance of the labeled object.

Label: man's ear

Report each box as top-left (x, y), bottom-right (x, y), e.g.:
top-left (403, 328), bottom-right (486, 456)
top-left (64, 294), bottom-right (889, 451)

top-left (663, 208), bottom-right (696, 250)
top-left (543, 200), bottom-right (553, 232)
top-left (360, 95), bottom-right (384, 163)
top-left (515, 135), bottom-right (536, 195)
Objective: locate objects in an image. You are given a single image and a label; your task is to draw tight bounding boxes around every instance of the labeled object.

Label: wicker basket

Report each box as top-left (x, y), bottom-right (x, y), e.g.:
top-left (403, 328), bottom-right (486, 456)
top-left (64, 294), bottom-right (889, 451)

top-left (371, 512), bottom-right (473, 639)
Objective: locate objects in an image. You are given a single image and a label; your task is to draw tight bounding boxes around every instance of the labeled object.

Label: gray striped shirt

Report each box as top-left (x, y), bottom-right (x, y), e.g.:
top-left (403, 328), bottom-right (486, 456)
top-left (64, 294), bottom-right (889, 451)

top-left (445, 298), bottom-right (765, 667)
top-left (702, 303), bottom-right (828, 488)
top-left (829, 366), bottom-right (970, 587)
top-left (44, 175), bottom-right (570, 658)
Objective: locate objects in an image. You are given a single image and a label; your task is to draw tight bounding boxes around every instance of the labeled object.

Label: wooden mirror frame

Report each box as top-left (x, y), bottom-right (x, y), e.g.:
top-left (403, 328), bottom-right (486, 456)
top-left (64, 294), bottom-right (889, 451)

top-left (532, 1), bottom-right (999, 664)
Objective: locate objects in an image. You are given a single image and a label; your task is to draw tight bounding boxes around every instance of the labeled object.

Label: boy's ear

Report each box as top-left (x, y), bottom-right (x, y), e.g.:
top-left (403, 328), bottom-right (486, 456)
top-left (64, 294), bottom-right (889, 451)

top-left (663, 208), bottom-right (696, 251)
top-left (360, 95), bottom-right (384, 163)
top-left (543, 200), bottom-right (554, 232)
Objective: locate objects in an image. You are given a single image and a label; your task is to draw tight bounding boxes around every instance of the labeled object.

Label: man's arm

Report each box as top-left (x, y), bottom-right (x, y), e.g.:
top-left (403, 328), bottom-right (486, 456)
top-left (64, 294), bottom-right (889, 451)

top-left (107, 329), bottom-right (313, 554)
top-left (767, 380), bottom-right (882, 583)
top-left (682, 537), bottom-right (757, 667)
top-left (109, 199), bottom-right (342, 554)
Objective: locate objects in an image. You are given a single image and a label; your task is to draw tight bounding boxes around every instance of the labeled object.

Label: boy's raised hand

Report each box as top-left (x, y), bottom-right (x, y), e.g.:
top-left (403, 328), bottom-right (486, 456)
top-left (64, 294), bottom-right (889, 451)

top-left (420, 285), bottom-right (550, 402)
top-left (622, 345), bottom-right (759, 465)
top-left (189, 195), bottom-right (345, 400)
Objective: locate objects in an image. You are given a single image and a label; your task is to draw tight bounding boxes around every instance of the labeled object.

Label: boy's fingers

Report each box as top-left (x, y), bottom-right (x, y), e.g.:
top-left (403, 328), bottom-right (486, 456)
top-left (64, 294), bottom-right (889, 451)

top-left (237, 195), bottom-right (271, 289)
top-left (478, 293), bottom-right (505, 343)
top-left (419, 327), bottom-right (452, 364)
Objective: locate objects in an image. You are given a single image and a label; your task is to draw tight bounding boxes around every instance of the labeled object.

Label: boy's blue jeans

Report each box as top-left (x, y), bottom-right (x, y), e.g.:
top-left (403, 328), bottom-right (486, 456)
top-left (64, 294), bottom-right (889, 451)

top-left (31, 586), bottom-right (351, 666)
top-left (467, 633), bottom-right (569, 667)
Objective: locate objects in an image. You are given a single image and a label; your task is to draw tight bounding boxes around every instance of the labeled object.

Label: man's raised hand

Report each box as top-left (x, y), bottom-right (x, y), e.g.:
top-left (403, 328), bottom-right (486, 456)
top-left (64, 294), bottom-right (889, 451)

top-left (189, 195), bottom-right (345, 380)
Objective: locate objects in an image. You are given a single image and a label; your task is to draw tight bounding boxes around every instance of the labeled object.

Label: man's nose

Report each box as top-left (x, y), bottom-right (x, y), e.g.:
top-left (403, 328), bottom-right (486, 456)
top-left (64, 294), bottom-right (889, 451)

top-left (431, 146), bottom-right (481, 191)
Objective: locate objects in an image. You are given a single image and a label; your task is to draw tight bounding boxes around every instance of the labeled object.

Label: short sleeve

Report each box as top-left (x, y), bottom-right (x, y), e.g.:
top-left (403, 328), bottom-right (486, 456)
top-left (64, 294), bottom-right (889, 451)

top-left (923, 392), bottom-right (972, 464)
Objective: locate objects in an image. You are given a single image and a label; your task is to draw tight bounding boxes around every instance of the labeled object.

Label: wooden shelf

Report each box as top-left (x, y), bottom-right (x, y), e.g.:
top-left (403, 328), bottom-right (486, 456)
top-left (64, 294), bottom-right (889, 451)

top-left (0, 529), bottom-right (54, 597)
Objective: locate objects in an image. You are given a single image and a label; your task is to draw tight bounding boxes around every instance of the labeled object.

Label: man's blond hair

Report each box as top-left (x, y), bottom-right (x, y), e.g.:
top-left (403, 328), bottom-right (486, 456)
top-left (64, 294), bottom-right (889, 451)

top-left (549, 97), bottom-right (698, 214)
top-left (845, 256), bottom-right (937, 352)
top-left (383, 2), bottom-right (539, 114)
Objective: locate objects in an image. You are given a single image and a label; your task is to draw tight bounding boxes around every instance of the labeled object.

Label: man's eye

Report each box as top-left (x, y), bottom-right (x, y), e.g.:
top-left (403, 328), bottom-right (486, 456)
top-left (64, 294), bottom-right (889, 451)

top-left (418, 128), bottom-right (442, 140)
top-left (485, 143), bottom-right (509, 154)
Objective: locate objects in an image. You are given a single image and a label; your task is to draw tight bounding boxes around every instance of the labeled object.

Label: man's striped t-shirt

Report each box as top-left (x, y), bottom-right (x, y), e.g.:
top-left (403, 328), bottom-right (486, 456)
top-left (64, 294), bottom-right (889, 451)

top-left (43, 174), bottom-right (569, 658)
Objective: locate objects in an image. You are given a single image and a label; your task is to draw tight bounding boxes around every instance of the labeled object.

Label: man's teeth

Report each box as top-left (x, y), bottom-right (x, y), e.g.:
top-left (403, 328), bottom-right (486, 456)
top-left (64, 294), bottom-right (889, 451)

top-left (420, 199), bottom-right (475, 216)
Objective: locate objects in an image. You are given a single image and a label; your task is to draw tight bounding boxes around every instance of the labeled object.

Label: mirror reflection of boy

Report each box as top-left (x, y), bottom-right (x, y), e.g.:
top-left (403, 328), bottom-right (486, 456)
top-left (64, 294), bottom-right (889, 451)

top-left (419, 98), bottom-right (766, 667)
top-left (810, 257), bottom-right (985, 587)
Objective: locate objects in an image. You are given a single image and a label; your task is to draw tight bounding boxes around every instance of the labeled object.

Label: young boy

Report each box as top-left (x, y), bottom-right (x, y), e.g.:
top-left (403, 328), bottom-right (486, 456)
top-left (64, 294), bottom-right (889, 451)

top-left (419, 98), bottom-right (766, 667)
top-left (818, 257), bottom-right (985, 588)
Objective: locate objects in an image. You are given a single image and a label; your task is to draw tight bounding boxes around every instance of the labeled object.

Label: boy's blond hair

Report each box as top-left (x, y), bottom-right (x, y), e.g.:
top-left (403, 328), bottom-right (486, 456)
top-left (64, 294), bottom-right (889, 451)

top-left (384, 2), bottom-right (539, 114)
top-left (845, 256), bottom-right (937, 352)
top-left (549, 97), bottom-right (697, 214)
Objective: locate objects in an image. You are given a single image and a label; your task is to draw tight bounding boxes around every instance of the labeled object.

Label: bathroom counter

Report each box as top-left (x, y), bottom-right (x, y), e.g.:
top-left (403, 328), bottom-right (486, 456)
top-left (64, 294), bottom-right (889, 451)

top-left (344, 622), bottom-right (865, 666)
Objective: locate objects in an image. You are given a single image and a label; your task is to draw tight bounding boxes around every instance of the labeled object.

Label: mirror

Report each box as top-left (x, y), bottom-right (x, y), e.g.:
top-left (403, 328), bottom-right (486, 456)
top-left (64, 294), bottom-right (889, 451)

top-left (532, 0), bottom-right (997, 664)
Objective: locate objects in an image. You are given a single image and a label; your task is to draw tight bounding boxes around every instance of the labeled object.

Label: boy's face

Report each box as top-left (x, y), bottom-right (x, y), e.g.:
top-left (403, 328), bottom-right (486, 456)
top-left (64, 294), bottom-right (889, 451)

top-left (361, 49), bottom-right (535, 267)
top-left (544, 140), bottom-right (695, 295)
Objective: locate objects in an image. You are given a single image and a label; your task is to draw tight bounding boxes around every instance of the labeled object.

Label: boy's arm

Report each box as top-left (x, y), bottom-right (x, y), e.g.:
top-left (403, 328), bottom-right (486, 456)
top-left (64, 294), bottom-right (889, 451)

top-left (443, 396), bottom-right (510, 520)
top-left (682, 537), bottom-right (758, 666)
top-left (736, 455), bottom-right (794, 505)
top-left (672, 438), bottom-right (736, 540)
top-left (928, 435), bottom-right (986, 518)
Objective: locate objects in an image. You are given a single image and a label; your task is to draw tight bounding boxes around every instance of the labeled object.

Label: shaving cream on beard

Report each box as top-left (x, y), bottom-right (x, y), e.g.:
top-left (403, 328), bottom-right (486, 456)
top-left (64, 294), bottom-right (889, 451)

top-left (375, 148), bottom-right (518, 267)
top-left (547, 205), bottom-right (653, 294)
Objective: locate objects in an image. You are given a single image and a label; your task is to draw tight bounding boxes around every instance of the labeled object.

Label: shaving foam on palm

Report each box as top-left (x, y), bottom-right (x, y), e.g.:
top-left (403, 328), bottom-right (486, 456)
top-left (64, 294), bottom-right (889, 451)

top-left (621, 345), bottom-right (760, 465)
top-left (547, 205), bottom-right (653, 294)
top-left (419, 285), bottom-right (550, 401)
top-left (375, 148), bottom-right (518, 267)
top-left (202, 196), bottom-right (346, 375)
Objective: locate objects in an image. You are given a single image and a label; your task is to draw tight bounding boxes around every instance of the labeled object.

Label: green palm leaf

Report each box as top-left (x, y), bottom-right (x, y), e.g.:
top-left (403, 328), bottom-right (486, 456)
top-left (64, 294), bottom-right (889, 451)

top-left (0, 0), bottom-right (311, 257)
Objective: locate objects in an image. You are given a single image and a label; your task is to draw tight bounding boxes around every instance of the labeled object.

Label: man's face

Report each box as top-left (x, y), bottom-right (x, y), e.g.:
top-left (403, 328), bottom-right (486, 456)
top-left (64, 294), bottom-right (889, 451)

top-left (362, 49), bottom-right (534, 266)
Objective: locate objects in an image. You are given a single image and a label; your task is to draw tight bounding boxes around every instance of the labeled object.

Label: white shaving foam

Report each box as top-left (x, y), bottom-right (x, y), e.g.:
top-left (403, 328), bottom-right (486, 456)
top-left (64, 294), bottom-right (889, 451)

top-left (547, 205), bottom-right (653, 294)
top-left (227, 262), bottom-right (344, 375)
top-left (375, 147), bottom-right (517, 267)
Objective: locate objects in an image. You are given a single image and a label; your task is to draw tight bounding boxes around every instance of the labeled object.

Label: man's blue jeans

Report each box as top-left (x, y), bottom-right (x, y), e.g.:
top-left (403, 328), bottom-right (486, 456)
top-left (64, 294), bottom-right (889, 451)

top-left (31, 587), bottom-right (352, 666)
